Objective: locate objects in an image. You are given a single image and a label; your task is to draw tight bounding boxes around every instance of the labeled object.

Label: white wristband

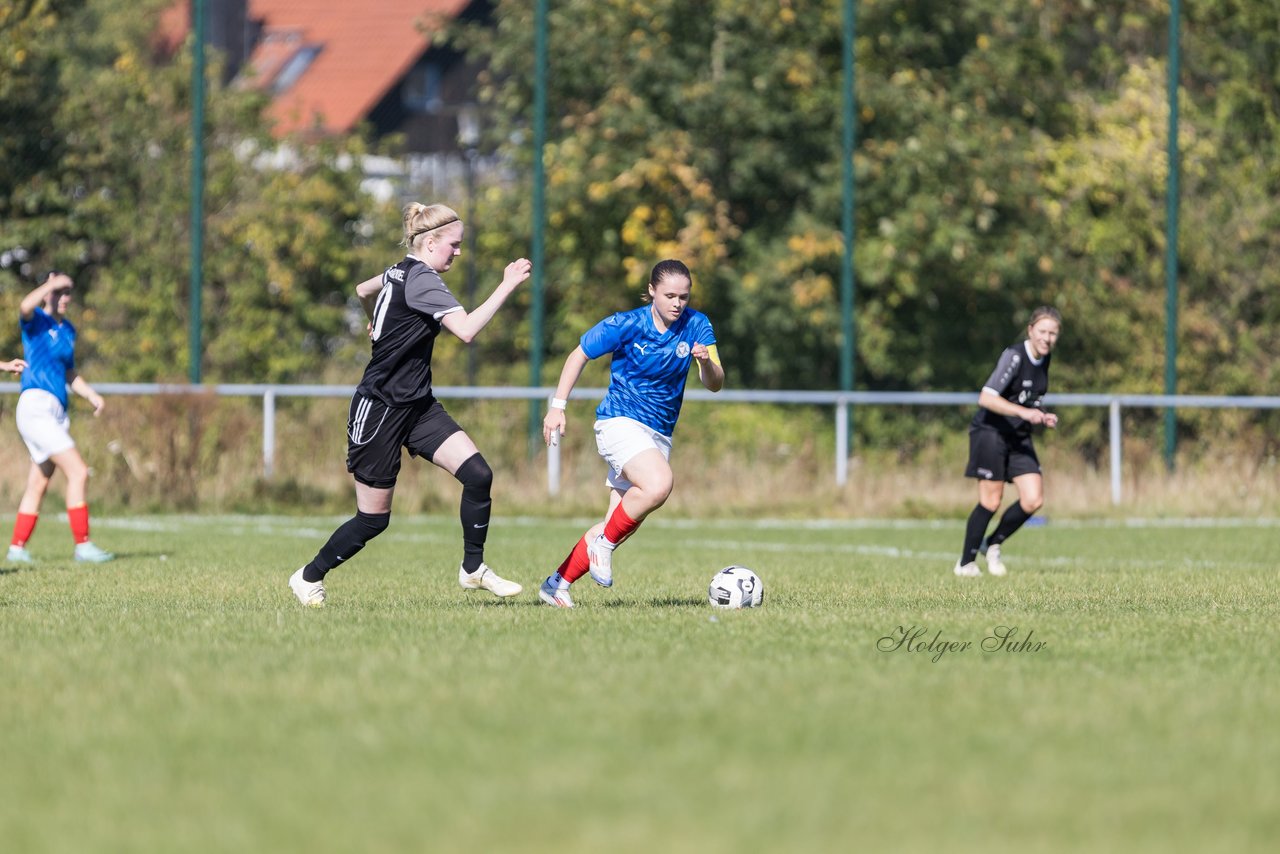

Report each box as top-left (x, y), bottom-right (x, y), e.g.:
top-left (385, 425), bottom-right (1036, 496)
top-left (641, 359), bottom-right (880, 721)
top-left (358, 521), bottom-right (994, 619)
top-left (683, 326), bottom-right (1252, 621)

top-left (549, 397), bottom-right (567, 410)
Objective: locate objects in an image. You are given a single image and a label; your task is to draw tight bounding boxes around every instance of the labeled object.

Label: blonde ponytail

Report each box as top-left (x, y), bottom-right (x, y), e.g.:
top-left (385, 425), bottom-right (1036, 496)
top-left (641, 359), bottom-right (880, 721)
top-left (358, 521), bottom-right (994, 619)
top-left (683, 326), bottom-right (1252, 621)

top-left (402, 203), bottom-right (461, 248)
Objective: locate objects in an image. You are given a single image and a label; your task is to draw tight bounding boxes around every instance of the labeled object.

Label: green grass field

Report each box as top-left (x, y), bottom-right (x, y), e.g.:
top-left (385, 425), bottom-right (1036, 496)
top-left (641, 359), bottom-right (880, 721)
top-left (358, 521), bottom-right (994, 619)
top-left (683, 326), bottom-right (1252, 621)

top-left (1, 514), bottom-right (1276, 853)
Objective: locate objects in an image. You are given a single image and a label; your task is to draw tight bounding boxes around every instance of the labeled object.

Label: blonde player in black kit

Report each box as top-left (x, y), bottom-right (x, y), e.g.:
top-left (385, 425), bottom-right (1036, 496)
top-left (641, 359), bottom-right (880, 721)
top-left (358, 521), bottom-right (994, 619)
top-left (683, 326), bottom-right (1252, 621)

top-left (955, 306), bottom-right (1062, 578)
top-left (289, 203), bottom-right (531, 606)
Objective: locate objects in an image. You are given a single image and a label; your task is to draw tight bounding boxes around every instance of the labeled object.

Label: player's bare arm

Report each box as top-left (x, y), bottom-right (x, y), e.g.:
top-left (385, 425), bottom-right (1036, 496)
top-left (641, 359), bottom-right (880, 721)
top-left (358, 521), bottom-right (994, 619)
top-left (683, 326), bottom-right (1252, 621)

top-left (20, 273), bottom-right (72, 320)
top-left (543, 346), bottom-right (589, 446)
top-left (441, 258), bottom-right (532, 344)
top-left (693, 343), bottom-right (723, 392)
top-left (69, 374), bottom-right (105, 416)
top-left (354, 273), bottom-right (385, 321)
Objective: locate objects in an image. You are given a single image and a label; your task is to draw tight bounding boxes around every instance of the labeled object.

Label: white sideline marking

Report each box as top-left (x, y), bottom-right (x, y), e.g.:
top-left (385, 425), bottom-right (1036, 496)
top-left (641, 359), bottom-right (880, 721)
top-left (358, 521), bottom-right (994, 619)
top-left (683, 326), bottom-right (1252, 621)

top-left (94, 514), bottom-right (1280, 533)
top-left (91, 514), bottom-right (1275, 569)
top-left (690, 538), bottom-right (1265, 570)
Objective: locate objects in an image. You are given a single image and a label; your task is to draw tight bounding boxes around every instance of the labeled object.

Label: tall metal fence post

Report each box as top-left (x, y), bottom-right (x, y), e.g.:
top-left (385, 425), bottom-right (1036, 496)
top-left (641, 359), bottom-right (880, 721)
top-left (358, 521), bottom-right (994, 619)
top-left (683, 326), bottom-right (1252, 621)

top-left (1163, 0), bottom-right (1182, 470)
top-left (835, 401), bottom-right (849, 487)
top-left (1109, 398), bottom-right (1122, 505)
top-left (263, 389), bottom-right (276, 480)
top-left (189, 0), bottom-right (207, 384)
top-left (547, 428), bottom-right (561, 496)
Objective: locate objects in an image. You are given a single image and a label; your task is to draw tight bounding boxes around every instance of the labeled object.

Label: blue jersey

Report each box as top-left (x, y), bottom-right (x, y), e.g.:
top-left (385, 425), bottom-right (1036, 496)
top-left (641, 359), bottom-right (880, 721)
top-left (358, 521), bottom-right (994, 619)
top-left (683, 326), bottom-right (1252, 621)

top-left (20, 308), bottom-right (76, 408)
top-left (581, 306), bottom-right (717, 436)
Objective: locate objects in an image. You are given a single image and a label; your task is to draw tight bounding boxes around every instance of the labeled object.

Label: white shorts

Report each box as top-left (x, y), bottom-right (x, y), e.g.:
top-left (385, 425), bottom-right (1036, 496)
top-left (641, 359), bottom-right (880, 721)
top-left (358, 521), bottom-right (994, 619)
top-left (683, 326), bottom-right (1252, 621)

top-left (16, 388), bottom-right (75, 464)
top-left (594, 416), bottom-right (672, 492)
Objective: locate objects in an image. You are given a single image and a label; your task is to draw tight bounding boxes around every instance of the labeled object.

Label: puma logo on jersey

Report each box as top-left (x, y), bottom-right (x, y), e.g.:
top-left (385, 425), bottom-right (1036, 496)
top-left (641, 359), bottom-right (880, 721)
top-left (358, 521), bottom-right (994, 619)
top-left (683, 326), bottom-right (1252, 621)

top-left (633, 342), bottom-right (649, 355)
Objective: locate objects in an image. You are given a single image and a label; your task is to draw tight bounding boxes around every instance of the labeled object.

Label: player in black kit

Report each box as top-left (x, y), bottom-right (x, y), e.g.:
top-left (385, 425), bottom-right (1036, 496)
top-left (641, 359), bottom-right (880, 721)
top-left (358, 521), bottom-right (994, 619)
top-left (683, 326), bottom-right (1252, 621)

top-left (289, 203), bottom-right (532, 606)
top-left (954, 306), bottom-right (1062, 578)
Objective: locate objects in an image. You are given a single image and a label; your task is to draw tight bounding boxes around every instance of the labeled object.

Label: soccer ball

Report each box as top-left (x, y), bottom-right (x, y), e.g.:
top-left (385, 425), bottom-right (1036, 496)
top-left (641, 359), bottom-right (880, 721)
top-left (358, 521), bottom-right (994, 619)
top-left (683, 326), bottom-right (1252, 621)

top-left (707, 565), bottom-right (764, 609)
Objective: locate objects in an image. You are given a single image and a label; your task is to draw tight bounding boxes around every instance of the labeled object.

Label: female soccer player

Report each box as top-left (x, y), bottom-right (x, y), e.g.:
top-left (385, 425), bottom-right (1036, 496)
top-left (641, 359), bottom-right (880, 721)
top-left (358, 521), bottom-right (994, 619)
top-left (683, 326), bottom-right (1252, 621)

top-left (288, 203), bottom-right (531, 606)
top-left (7, 272), bottom-right (114, 564)
top-left (954, 306), bottom-right (1062, 578)
top-left (538, 259), bottom-right (723, 607)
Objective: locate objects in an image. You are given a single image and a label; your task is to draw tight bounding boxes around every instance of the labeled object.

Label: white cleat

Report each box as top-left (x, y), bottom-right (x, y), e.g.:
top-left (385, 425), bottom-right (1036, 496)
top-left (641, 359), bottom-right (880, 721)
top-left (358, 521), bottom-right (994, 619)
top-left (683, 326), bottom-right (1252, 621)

top-left (6, 545), bottom-right (34, 564)
top-left (459, 562), bottom-right (522, 598)
top-left (74, 541), bottom-right (115, 563)
top-left (586, 536), bottom-right (614, 588)
top-left (289, 567), bottom-right (326, 607)
top-left (986, 543), bottom-right (1007, 577)
top-left (538, 575), bottom-right (574, 608)
top-left (953, 560), bottom-right (982, 578)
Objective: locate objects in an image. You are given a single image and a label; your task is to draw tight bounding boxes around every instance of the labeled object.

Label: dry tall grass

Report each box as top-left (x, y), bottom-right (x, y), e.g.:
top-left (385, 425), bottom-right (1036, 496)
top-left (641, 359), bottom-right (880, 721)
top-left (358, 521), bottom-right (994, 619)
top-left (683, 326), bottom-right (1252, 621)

top-left (0, 394), bottom-right (1276, 520)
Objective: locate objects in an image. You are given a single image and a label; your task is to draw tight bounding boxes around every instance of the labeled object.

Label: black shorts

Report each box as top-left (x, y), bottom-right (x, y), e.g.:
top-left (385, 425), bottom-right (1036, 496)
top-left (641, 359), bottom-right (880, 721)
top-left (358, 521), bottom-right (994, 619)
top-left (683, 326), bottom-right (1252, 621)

top-left (346, 394), bottom-right (462, 488)
top-left (965, 426), bottom-right (1040, 482)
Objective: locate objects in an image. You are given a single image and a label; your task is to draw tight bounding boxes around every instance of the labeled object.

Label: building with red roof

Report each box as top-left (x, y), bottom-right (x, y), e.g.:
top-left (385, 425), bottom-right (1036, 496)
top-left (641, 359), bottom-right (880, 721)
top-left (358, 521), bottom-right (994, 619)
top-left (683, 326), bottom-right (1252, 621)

top-left (162, 0), bottom-right (487, 153)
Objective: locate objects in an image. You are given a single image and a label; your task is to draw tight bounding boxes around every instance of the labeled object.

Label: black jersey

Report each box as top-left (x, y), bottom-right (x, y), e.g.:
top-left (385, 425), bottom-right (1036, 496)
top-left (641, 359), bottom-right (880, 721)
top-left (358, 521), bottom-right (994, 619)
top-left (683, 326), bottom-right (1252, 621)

top-left (970, 340), bottom-right (1052, 437)
top-left (356, 255), bottom-right (463, 406)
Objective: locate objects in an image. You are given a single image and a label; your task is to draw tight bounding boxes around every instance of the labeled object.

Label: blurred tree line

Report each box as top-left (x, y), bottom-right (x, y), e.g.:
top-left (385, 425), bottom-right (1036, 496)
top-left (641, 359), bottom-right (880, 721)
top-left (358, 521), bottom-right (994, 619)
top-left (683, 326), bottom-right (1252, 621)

top-left (2, 0), bottom-right (1279, 455)
top-left (455, 0), bottom-right (1280, 455)
top-left (0, 0), bottom-right (385, 382)
top-left (461, 0), bottom-right (1279, 393)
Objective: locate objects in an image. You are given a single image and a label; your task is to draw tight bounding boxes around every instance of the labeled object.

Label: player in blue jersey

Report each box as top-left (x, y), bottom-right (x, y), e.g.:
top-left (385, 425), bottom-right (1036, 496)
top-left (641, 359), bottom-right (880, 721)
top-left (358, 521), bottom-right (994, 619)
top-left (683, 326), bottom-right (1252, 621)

top-left (537, 259), bottom-right (723, 607)
top-left (7, 272), bottom-right (114, 564)
top-left (288, 202), bottom-right (531, 606)
top-left (954, 306), bottom-right (1062, 578)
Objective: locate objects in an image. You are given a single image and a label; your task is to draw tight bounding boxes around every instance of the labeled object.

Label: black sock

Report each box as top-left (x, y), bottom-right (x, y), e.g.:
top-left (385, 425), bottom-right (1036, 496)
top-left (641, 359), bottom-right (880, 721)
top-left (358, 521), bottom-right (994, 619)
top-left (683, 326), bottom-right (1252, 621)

top-left (989, 503), bottom-right (1033, 547)
top-left (961, 504), bottom-right (995, 566)
top-left (454, 453), bottom-right (493, 573)
top-left (303, 510), bottom-right (391, 582)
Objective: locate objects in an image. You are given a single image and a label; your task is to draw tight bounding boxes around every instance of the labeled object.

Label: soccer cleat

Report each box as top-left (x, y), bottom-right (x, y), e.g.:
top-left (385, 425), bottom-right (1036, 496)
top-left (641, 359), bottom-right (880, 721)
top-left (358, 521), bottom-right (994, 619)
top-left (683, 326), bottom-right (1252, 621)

top-left (6, 545), bottom-right (33, 564)
top-left (458, 563), bottom-right (522, 598)
top-left (586, 536), bottom-right (614, 588)
top-left (538, 575), bottom-right (574, 608)
top-left (953, 560), bottom-right (982, 578)
top-left (986, 543), bottom-right (1007, 577)
top-left (74, 541), bottom-right (115, 563)
top-left (289, 567), bottom-right (326, 607)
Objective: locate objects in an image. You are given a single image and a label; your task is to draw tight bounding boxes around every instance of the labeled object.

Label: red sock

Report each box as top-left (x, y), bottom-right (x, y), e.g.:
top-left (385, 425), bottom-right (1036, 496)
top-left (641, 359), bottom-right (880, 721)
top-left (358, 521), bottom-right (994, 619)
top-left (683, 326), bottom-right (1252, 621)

top-left (557, 537), bottom-right (591, 583)
top-left (68, 504), bottom-right (90, 545)
top-left (12, 513), bottom-right (38, 547)
top-left (603, 504), bottom-right (642, 546)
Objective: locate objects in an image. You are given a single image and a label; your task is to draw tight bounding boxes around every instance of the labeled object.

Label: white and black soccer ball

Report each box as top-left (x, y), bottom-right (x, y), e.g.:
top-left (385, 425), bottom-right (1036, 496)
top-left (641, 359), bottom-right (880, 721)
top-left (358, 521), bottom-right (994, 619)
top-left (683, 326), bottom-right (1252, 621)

top-left (707, 565), bottom-right (764, 609)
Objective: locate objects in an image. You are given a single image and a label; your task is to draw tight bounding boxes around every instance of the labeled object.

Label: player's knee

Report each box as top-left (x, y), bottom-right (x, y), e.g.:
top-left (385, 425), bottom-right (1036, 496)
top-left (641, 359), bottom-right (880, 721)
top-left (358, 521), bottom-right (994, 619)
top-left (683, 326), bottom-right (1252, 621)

top-left (659, 472), bottom-right (675, 503)
top-left (65, 465), bottom-right (89, 490)
top-left (454, 453), bottom-right (493, 492)
top-left (1021, 496), bottom-right (1044, 514)
top-left (645, 471), bottom-right (674, 508)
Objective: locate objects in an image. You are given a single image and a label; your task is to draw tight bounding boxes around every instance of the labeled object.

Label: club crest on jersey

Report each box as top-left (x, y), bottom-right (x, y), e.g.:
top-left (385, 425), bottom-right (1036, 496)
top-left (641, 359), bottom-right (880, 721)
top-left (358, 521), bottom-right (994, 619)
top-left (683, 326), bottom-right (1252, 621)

top-left (676, 342), bottom-right (691, 358)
